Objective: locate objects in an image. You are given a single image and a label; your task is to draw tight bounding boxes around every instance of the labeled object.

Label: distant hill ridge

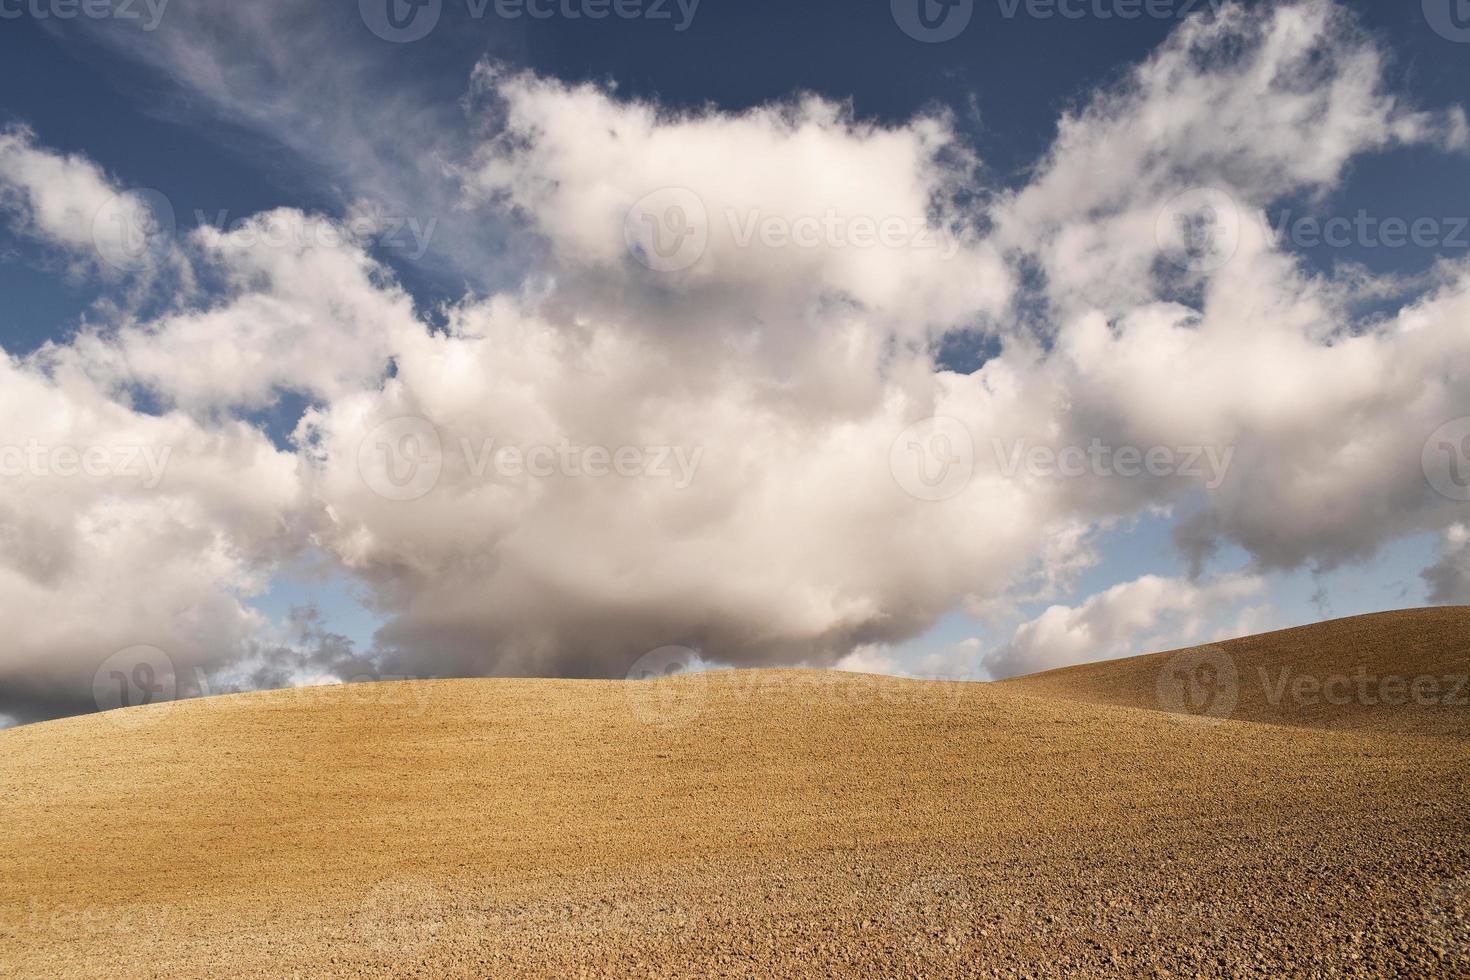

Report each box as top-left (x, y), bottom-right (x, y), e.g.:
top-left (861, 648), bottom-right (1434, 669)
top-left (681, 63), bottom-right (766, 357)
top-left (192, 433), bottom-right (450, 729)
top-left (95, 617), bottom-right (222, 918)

top-left (1003, 606), bottom-right (1470, 738)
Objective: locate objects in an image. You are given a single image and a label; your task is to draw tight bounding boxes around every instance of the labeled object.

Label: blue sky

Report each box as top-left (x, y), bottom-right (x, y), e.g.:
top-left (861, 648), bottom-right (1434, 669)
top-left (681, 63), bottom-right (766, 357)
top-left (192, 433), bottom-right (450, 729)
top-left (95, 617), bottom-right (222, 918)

top-left (2, 0), bottom-right (1470, 721)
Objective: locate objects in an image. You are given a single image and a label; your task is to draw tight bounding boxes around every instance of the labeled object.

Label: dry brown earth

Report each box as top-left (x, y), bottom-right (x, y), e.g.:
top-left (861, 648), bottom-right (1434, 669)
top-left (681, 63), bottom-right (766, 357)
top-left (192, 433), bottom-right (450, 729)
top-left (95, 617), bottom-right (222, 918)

top-left (2, 608), bottom-right (1468, 977)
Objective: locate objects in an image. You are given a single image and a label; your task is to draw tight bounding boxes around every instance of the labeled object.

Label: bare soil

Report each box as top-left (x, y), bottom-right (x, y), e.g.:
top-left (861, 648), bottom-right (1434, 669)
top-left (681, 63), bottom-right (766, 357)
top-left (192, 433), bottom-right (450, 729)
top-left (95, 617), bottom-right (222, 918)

top-left (2, 608), bottom-right (1468, 977)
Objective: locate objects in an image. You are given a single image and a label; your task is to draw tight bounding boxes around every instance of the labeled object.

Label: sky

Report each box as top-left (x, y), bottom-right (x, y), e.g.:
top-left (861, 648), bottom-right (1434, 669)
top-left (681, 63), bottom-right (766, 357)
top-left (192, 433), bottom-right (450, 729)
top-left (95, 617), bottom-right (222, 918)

top-left (1, 0), bottom-right (1469, 724)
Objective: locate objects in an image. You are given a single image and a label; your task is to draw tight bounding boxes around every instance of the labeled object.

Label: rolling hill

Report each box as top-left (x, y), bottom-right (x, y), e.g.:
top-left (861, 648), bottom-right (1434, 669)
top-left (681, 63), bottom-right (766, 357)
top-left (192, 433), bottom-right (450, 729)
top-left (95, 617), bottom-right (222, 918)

top-left (1003, 606), bottom-right (1470, 737)
top-left (1, 609), bottom-right (1467, 977)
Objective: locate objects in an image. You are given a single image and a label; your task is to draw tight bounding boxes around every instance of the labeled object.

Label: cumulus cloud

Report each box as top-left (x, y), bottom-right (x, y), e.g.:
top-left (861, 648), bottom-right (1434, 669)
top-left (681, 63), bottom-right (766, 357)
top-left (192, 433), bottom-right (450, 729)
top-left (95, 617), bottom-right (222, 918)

top-left (997, 0), bottom-right (1467, 317)
top-left (65, 210), bottom-right (419, 413)
top-left (467, 67), bottom-right (1011, 333)
top-left (836, 637), bottom-right (985, 681)
top-left (4, 1), bottom-right (1470, 720)
top-left (1423, 526), bottom-right (1470, 605)
top-left (983, 574), bottom-right (1266, 679)
top-left (0, 126), bottom-right (123, 255)
top-left (0, 347), bottom-right (303, 722)
top-left (0, 125), bottom-right (190, 292)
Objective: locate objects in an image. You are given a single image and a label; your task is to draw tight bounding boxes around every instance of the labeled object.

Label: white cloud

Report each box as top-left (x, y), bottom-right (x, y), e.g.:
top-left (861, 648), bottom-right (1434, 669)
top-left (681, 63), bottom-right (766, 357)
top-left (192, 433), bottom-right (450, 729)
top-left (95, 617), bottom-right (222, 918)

top-left (61, 0), bottom-right (523, 293)
top-left (467, 68), bottom-right (1011, 334)
top-left (0, 347), bottom-right (303, 722)
top-left (835, 636), bottom-right (984, 680)
top-left (3, 1), bottom-right (1470, 720)
top-left (997, 0), bottom-right (1467, 318)
top-left (65, 210), bottom-right (419, 413)
top-left (0, 124), bottom-right (193, 291)
top-left (0, 125), bottom-right (124, 255)
top-left (1423, 525), bottom-right (1470, 605)
top-left (983, 574), bottom-right (1266, 679)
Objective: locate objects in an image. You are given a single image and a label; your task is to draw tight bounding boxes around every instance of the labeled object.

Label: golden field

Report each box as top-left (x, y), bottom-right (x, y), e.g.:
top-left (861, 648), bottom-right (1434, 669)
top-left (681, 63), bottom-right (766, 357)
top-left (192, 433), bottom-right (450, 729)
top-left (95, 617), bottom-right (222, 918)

top-left (2, 608), bottom-right (1468, 977)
